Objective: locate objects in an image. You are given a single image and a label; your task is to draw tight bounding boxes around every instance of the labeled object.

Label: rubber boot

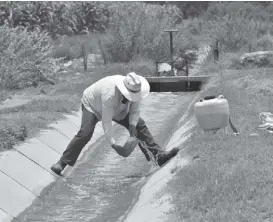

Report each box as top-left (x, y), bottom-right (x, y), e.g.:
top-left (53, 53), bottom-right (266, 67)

top-left (156, 147), bottom-right (179, 166)
top-left (51, 160), bottom-right (67, 175)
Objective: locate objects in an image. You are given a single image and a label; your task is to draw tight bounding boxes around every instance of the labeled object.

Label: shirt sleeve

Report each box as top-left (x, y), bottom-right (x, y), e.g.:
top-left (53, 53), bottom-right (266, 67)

top-left (129, 102), bottom-right (140, 126)
top-left (101, 88), bottom-right (116, 145)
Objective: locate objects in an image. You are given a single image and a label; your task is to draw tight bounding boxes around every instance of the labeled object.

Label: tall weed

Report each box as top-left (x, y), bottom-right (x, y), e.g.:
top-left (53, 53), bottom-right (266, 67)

top-left (100, 2), bottom-right (184, 63)
top-left (199, 15), bottom-right (273, 52)
top-left (0, 25), bottom-right (60, 89)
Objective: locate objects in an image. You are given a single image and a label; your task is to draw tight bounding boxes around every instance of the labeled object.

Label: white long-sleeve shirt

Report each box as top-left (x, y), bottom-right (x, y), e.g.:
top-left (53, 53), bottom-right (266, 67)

top-left (81, 75), bottom-right (140, 145)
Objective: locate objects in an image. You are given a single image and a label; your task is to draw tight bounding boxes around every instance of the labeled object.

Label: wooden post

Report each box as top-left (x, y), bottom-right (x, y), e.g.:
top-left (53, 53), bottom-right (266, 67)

top-left (185, 60), bottom-right (189, 76)
top-left (81, 44), bottom-right (88, 72)
top-left (248, 43), bottom-right (252, 53)
top-left (155, 61), bottom-right (159, 77)
top-left (214, 39), bottom-right (219, 62)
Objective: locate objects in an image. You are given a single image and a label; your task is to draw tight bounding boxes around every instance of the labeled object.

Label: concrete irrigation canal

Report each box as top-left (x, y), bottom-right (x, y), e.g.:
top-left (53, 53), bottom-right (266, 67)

top-left (17, 92), bottom-right (195, 222)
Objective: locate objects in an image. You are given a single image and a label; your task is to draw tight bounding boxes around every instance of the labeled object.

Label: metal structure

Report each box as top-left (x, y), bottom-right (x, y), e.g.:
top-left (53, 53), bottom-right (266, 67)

top-left (163, 29), bottom-right (178, 75)
top-left (156, 29), bottom-right (190, 77)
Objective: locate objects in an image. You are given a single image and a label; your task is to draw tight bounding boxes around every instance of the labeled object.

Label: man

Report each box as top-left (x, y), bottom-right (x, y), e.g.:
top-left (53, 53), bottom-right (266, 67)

top-left (51, 72), bottom-right (179, 175)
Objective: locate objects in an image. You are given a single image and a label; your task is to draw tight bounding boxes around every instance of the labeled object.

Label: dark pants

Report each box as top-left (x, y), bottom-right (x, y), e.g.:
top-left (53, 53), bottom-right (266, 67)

top-left (60, 104), bottom-right (163, 166)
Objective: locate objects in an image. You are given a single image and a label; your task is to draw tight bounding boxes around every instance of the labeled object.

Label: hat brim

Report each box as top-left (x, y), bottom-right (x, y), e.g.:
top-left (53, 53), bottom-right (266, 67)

top-left (116, 75), bottom-right (150, 102)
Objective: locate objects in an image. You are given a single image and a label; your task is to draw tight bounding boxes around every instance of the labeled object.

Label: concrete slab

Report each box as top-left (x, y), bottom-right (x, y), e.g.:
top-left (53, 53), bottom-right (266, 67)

top-left (37, 130), bottom-right (71, 154)
top-left (64, 114), bottom-right (81, 128)
top-left (0, 150), bottom-right (55, 197)
top-left (0, 209), bottom-right (13, 222)
top-left (166, 117), bottom-right (195, 149)
top-left (15, 138), bottom-right (60, 172)
top-left (74, 110), bottom-right (82, 118)
top-left (0, 171), bottom-right (36, 219)
top-left (49, 120), bottom-right (79, 139)
top-left (146, 75), bottom-right (210, 82)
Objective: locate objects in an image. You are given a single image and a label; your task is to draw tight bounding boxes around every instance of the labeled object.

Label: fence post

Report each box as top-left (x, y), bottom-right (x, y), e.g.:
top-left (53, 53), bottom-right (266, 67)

top-left (185, 60), bottom-right (190, 90)
top-left (248, 43), bottom-right (252, 53)
top-left (81, 44), bottom-right (88, 72)
top-left (185, 60), bottom-right (189, 76)
top-left (155, 61), bottom-right (159, 77)
top-left (214, 39), bottom-right (219, 62)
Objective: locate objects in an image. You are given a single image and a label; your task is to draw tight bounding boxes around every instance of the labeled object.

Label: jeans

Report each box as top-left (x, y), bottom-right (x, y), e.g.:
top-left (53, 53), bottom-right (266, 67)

top-left (60, 104), bottom-right (163, 166)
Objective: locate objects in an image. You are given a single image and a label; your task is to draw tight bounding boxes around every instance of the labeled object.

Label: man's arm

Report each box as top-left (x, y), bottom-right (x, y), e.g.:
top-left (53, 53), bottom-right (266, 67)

top-left (101, 91), bottom-right (116, 146)
top-left (101, 90), bottom-right (129, 157)
top-left (129, 102), bottom-right (140, 126)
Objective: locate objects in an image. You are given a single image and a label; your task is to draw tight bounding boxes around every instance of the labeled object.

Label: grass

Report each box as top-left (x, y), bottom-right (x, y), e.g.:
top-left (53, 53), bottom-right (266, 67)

top-left (165, 56), bottom-right (273, 221)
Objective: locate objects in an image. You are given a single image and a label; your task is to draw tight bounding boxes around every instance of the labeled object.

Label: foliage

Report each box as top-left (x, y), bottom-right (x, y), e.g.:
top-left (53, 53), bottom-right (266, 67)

top-left (169, 1), bottom-right (209, 19)
top-left (203, 1), bottom-right (270, 21)
top-left (0, 1), bottom-right (110, 38)
top-left (0, 25), bottom-right (60, 89)
top-left (100, 2), bottom-right (183, 63)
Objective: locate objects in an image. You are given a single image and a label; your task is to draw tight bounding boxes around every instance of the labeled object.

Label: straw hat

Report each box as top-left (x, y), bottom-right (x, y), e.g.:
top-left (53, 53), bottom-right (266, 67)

top-left (116, 72), bottom-right (150, 102)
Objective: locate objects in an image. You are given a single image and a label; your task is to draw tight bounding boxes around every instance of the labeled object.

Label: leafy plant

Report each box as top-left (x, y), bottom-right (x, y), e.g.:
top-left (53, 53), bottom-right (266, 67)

top-left (0, 25), bottom-right (60, 89)
top-left (100, 2), bottom-right (183, 63)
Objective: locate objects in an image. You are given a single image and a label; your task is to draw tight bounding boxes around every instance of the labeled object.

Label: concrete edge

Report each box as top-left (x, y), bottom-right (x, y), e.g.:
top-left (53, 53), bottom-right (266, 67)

top-left (122, 116), bottom-right (195, 222)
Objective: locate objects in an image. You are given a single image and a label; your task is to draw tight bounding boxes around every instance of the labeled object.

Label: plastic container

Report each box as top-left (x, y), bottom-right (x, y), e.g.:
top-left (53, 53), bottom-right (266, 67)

top-left (194, 95), bottom-right (229, 131)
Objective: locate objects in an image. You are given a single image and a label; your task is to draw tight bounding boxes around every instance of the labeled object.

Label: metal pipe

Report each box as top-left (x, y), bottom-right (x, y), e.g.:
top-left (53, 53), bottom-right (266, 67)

top-left (164, 29), bottom-right (178, 75)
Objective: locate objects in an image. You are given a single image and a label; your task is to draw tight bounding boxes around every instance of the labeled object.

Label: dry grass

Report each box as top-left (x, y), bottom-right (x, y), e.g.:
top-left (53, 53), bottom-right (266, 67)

top-left (166, 57), bottom-right (273, 221)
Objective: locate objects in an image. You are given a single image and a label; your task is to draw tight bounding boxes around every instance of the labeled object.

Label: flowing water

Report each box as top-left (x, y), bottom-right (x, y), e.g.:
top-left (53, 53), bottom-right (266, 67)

top-left (20, 92), bottom-right (195, 222)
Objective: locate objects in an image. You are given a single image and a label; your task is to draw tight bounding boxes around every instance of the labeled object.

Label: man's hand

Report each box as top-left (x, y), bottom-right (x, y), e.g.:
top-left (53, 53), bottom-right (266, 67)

top-left (111, 143), bottom-right (128, 157)
top-left (128, 124), bottom-right (137, 137)
top-left (111, 137), bottom-right (139, 158)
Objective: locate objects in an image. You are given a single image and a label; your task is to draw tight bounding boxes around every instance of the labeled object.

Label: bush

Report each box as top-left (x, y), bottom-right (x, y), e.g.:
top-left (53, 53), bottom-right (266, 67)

top-left (203, 2), bottom-right (269, 21)
top-left (0, 2), bottom-right (110, 38)
top-left (0, 25), bottom-right (60, 89)
top-left (201, 15), bottom-right (273, 52)
top-left (197, 2), bottom-right (273, 52)
top-left (100, 2), bottom-right (183, 63)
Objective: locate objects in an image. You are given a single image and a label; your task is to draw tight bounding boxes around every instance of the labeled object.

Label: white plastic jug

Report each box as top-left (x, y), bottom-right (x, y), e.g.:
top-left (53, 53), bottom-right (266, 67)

top-left (194, 95), bottom-right (230, 131)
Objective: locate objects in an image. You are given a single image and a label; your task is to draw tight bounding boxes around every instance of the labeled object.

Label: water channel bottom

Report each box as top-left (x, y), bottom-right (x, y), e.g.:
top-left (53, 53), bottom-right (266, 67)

top-left (20, 92), bottom-right (195, 222)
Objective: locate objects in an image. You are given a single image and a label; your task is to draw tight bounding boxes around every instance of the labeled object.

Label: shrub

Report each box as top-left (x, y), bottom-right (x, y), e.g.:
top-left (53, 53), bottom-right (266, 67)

top-left (0, 25), bottom-right (60, 89)
top-left (203, 2), bottom-right (269, 21)
top-left (0, 2), bottom-right (110, 38)
top-left (197, 2), bottom-right (273, 52)
top-left (201, 15), bottom-right (273, 52)
top-left (100, 2), bottom-right (183, 63)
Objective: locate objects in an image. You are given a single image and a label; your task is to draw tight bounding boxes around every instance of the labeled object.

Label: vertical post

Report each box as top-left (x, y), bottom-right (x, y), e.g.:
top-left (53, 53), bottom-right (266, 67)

top-left (170, 32), bottom-right (173, 73)
top-left (155, 61), bottom-right (159, 77)
top-left (81, 44), bottom-right (88, 72)
top-left (185, 60), bottom-right (189, 76)
top-left (185, 60), bottom-right (190, 90)
top-left (214, 39), bottom-right (219, 62)
top-left (248, 43), bottom-right (252, 53)
top-left (164, 29), bottom-right (178, 75)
